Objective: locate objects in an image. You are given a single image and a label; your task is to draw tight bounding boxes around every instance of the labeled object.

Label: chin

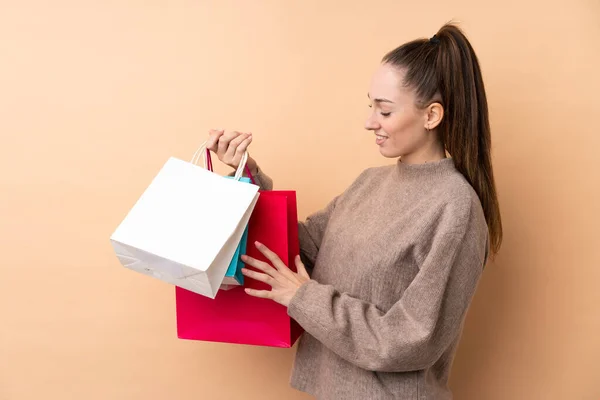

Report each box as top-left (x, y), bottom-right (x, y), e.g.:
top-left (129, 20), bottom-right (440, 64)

top-left (379, 146), bottom-right (404, 159)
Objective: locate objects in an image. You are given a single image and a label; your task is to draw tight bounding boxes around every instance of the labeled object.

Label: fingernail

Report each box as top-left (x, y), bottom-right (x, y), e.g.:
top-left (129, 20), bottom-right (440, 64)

top-left (241, 254), bottom-right (248, 261)
top-left (255, 241), bottom-right (262, 247)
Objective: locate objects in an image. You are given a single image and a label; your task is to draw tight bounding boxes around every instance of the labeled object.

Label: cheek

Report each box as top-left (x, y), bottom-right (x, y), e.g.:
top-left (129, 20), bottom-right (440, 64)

top-left (382, 113), bottom-right (412, 139)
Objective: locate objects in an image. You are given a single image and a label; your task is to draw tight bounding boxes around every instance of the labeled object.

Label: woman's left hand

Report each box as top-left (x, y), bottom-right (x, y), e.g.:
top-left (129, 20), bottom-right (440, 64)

top-left (241, 241), bottom-right (311, 307)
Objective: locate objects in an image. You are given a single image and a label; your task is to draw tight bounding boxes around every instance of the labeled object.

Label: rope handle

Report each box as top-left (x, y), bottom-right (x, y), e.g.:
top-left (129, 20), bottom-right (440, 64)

top-left (190, 141), bottom-right (251, 182)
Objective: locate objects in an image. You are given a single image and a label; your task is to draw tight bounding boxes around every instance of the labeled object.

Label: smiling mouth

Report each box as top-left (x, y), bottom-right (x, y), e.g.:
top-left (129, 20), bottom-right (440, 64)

top-left (375, 134), bottom-right (388, 145)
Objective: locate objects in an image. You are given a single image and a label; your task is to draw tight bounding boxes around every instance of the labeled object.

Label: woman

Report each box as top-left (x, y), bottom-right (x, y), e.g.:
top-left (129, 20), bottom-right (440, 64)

top-left (206, 23), bottom-right (502, 400)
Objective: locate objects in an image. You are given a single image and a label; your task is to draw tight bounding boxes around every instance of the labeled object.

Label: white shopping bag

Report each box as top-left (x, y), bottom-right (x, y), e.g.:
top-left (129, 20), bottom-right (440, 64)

top-left (110, 142), bottom-right (259, 299)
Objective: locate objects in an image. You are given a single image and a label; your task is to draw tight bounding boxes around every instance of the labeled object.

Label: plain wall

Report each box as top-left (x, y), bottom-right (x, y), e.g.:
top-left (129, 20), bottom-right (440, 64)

top-left (1, 1), bottom-right (599, 399)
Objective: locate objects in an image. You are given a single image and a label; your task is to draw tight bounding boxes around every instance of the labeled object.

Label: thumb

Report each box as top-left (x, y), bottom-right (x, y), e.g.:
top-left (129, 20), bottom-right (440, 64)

top-left (207, 129), bottom-right (224, 151)
top-left (295, 255), bottom-right (310, 279)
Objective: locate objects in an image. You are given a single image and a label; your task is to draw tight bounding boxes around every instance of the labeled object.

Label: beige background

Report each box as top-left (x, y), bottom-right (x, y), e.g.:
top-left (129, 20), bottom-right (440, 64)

top-left (1, 1), bottom-right (599, 399)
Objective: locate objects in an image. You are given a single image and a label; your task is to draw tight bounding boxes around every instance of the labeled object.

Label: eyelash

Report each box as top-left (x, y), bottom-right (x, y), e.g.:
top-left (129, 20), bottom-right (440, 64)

top-left (368, 104), bottom-right (391, 117)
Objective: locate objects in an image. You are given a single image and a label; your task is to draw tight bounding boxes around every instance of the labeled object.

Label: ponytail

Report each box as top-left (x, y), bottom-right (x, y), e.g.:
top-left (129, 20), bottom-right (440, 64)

top-left (382, 23), bottom-right (503, 256)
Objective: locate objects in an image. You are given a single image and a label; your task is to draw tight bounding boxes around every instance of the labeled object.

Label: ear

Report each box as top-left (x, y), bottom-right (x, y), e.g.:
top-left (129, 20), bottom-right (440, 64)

top-left (424, 102), bottom-right (444, 130)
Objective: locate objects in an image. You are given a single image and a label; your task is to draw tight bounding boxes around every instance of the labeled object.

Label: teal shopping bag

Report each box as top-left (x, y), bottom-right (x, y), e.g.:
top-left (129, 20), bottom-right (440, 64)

top-left (221, 176), bottom-right (252, 286)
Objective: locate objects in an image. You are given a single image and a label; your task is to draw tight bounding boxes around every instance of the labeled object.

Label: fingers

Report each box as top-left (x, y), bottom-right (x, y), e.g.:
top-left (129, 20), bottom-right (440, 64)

top-left (254, 241), bottom-right (298, 281)
top-left (254, 242), bottom-right (288, 271)
top-left (206, 129), bottom-right (224, 152)
top-left (208, 130), bottom-right (252, 169)
top-left (241, 267), bottom-right (275, 286)
top-left (217, 130), bottom-right (243, 158)
top-left (244, 288), bottom-right (272, 299)
top-left (231, 135), bottom-right (253, 170)
top-left (241, 254), bottom-right (275, 277)
top-left (237, 135), bottom-right (252, 155)
top-left (225, 132), bottom-right (251, 165)
top-left (295, 255), bottom-right (310, 279)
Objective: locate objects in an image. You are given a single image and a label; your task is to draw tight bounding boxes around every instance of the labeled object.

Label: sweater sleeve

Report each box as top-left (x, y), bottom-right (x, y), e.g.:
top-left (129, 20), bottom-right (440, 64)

top-left (230, 164), bottom-right (338, 275)
top-left (227, 164), bottom-right (273, 191)
top-left (297, 169), bottom-right (371, 274)
top-left (287, 205), bottom-right (488, 373)
top-left (251, 165), bottom-right (273, 191)
top-left (297, 196), bottom-right (339, 275)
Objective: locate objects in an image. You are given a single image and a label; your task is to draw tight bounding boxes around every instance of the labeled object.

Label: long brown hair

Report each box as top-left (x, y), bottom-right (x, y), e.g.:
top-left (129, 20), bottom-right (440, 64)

top-left (382, 23), bottom-right (503, 256)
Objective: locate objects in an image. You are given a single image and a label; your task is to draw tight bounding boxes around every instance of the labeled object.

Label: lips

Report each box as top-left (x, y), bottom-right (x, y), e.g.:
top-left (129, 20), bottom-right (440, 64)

top-left (375, 134), bottom-right (387, 145)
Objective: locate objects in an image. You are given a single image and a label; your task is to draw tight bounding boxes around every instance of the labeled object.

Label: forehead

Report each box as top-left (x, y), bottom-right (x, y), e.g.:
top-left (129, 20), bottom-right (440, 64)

top-left (368, 63), bottom-right (412, 102)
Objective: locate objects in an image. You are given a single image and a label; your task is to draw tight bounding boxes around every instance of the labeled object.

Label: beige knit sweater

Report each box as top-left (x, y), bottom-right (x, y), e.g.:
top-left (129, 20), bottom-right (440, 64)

top-left (252, 158), bottom-right (489, 400)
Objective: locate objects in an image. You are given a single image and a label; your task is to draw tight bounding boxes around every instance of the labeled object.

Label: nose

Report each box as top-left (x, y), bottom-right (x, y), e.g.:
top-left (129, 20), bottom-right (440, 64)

top-left (364, 113), bottom-right (380, 131)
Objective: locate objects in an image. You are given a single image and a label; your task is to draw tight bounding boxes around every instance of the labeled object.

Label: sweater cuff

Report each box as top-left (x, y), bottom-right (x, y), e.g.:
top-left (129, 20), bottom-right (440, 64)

top-left (226, 164), bottom-right (273, 191)
top-left (287, 280), bottom-right (321, 325)
top-left (252, 166), bottom-right (273, 191)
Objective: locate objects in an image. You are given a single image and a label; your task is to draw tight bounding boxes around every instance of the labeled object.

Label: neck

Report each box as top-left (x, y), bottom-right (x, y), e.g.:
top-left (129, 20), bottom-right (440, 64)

top-left (400, 140), bottom-right (446, 165)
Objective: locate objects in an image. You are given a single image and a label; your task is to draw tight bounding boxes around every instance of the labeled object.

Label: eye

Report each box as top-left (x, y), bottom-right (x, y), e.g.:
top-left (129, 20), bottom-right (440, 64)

top-left (380, 112), bottom-right (391, 117)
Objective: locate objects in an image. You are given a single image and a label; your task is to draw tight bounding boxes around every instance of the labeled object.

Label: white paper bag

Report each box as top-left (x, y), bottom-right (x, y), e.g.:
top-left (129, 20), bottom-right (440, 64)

top-left (110, 142), bottom-right (259, 299)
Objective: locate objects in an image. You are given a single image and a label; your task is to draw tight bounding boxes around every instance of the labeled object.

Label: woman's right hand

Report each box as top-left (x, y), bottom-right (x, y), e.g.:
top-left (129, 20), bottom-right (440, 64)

top-left (206, 129), bottom-right (256, 171)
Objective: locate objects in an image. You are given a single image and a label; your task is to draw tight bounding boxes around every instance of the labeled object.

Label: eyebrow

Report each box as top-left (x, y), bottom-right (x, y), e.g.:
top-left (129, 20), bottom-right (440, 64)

top-left (367, 93), bottom-right (394, 103)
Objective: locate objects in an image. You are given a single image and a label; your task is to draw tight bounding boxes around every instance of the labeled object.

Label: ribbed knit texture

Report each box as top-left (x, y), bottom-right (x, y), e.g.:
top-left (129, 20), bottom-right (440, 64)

top-left (256, 158), bottom-right (488, 399)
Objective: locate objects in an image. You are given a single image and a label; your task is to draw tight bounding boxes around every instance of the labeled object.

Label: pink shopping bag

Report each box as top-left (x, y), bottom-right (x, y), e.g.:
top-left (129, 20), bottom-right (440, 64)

top-left (175, 189), bottom-right (303, 347)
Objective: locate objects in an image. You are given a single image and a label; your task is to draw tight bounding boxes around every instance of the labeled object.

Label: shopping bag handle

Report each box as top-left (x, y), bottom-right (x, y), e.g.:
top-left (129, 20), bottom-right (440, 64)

top-left (244, 164), bottom-right (256, 185)
top-left (191, 141), bottom-right (249, 181)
